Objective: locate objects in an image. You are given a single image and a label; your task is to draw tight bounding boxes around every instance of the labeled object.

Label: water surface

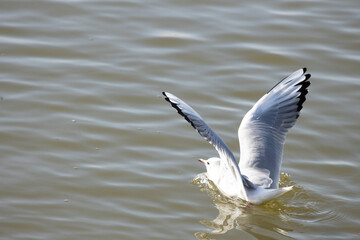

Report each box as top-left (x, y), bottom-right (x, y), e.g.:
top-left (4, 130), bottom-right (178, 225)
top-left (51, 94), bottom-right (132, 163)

top-left (1, 1), bottom-right (360, 239)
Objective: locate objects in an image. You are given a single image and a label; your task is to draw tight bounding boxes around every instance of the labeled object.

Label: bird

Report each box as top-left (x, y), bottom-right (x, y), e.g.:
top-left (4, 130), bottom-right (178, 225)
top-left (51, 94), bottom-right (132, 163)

top-left (162, 68), bottom-right (311, 205)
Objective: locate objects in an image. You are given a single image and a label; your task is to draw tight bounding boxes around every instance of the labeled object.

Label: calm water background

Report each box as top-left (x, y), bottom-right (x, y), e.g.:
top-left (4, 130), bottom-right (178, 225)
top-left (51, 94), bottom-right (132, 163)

top-left (0, 1), bottom-right (359, 239)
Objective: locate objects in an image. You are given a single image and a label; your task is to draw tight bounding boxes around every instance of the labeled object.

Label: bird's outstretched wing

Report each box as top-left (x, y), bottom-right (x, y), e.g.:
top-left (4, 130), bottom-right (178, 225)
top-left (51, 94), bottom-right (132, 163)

top-left (238, 68), bottom-right (311, 189)
top-left (163, 92), bottom-right (249, 200)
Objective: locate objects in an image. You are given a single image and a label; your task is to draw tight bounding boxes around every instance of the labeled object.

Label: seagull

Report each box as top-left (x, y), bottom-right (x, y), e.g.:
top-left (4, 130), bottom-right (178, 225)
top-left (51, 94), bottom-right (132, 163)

top-left (162, 68), bottom-right (311, 205)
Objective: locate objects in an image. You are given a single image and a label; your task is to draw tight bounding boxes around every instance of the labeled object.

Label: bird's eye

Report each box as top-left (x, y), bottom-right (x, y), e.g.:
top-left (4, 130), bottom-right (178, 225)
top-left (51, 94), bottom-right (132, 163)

top-left (207, 162), bottom-right (210, 165)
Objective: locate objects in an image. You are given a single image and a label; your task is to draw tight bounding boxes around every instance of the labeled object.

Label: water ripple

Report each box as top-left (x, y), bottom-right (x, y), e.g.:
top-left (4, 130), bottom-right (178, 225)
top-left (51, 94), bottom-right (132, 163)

top-left (1, 1), bottom-right (360, 239)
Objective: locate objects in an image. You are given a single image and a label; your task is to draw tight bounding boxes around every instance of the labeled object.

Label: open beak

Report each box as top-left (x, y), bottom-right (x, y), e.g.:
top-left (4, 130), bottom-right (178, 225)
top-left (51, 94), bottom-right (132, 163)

top-left (198, 159), bottom-right (206, 165)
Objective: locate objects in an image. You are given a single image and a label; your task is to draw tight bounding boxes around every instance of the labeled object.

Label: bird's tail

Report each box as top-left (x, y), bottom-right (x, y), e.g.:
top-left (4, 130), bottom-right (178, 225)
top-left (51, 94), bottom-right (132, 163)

top-left (246, 186), bottom-right (293, 205)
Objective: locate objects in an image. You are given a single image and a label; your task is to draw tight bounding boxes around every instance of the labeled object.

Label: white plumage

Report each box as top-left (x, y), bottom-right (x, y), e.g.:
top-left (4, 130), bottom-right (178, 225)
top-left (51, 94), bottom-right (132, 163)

top-left (163, 68), bottom-right (311, 204)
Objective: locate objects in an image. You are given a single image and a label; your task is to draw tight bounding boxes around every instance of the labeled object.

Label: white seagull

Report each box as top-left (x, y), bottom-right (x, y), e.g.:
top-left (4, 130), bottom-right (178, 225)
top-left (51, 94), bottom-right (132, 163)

top-left (163, 68), bottom-right (311, 205)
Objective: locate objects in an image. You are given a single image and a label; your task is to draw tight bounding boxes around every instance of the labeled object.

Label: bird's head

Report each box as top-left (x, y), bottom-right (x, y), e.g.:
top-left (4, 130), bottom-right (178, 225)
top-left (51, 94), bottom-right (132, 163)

top-left (198, 157), bottom-right (221, 180)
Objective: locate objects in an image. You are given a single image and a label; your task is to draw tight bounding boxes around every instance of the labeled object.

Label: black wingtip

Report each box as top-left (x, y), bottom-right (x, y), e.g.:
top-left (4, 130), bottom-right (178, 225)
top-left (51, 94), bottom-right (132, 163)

top-left (267, 68), bottom-right (308, 94)
top-left (162, 92), bottom-right (170, 102)
top-left (162, 91), bottom-right (171, 104)
top-left (162, 92), bottom-right (197, 130)
top-left (295, 73), bottom-right (311, 112)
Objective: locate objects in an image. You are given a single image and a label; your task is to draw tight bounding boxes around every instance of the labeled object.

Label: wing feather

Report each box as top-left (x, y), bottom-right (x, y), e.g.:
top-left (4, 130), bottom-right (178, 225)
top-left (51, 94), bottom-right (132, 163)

top-left (238, 68), bottom-right (311, 189)
top-left (163, 92), bottom-right (250, 199)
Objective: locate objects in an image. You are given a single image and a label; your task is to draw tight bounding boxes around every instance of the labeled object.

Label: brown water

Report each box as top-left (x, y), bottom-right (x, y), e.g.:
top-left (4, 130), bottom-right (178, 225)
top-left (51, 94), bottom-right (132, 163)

top-left (1, 1), bottom-right (359, 239)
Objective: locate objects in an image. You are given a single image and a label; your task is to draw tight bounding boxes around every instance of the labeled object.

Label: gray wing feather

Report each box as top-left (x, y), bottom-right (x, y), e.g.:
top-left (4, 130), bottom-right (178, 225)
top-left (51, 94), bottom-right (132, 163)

top-left (238, 68), bottom-right (311, 189)
top-left (163, 92), bottom-right (250, 199)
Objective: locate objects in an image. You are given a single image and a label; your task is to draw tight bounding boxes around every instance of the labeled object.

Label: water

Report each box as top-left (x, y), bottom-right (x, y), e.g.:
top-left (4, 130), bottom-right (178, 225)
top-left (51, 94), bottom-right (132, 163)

top-left (0, 1), bottom-right (359, 239)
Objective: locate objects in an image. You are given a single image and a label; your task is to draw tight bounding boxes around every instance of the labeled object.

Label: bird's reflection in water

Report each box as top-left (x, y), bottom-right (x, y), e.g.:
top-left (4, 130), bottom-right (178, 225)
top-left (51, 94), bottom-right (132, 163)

top-left (192, 173), bottom-right (298, 240)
